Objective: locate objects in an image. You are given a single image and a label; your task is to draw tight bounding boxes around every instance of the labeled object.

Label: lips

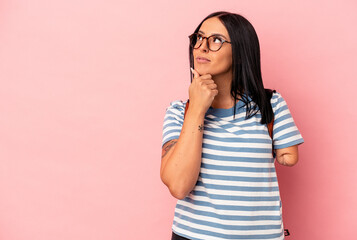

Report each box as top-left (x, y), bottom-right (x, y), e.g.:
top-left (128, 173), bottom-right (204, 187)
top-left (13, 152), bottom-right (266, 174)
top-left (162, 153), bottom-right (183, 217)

top-left (196, 56), bottom-right (211, 64)
top-left (196, 56), bottom-right (210, 61)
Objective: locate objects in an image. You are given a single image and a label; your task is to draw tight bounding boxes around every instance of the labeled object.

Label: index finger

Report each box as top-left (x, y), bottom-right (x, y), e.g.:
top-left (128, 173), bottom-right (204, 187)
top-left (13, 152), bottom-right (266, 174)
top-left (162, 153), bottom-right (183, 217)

top-left (190, 67), bottom-right (200, 79)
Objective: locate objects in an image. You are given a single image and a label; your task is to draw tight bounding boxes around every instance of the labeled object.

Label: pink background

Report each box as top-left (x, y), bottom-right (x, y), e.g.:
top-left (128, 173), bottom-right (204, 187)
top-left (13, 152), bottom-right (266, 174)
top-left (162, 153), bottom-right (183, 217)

top-left (0, 1), bottom-right (356, 239)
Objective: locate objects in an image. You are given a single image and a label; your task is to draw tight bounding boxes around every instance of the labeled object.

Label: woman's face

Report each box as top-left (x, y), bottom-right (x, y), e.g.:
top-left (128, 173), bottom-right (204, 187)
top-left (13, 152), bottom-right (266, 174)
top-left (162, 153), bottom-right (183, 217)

top-left (193, 17), bottom-right (232, 77)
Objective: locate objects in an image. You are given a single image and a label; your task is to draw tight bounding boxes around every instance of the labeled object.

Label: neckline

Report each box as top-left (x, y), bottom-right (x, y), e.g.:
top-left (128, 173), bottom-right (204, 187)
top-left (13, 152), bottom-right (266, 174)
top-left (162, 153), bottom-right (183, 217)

top-left (206, 99), bottom-right (245, 117)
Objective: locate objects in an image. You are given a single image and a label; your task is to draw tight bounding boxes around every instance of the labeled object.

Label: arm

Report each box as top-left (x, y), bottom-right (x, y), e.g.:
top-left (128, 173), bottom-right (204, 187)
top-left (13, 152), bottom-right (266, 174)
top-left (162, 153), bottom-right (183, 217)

top-left (275, 145), bottom-right (299, 167)
top-left (160, 107), bottom-right (205, 200)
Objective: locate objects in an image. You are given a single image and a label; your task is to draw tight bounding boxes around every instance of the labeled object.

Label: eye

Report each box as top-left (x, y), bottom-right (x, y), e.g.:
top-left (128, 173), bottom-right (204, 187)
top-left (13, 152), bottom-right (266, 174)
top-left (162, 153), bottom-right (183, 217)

top-left (213, 37), bottom-right (223, 43)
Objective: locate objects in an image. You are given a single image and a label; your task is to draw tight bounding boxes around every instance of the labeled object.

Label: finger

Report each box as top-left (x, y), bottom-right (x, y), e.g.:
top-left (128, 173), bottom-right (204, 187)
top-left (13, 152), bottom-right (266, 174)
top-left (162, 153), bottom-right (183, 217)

top-left (199, 74), bottom-right (213, 80)
top-left (190, 67), bottom-right (200, 79)
top-left (207, 83), bottom-right (218, 89)
top-left (202, 82), bottom-right (217, 90)
top-left (200, 79), bottom-right (215, 84)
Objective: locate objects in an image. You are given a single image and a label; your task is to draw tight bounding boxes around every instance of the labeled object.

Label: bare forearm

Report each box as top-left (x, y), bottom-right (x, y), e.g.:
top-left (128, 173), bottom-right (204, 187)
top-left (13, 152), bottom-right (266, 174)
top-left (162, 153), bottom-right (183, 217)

top-left (161, 108), bottom-right (205, 199)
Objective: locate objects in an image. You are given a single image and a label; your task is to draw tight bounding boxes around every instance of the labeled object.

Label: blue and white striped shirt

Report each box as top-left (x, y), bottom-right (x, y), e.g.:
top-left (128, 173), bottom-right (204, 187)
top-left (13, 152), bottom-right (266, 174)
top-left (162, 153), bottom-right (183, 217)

top-left (162, 92), bottom-right (304, 240)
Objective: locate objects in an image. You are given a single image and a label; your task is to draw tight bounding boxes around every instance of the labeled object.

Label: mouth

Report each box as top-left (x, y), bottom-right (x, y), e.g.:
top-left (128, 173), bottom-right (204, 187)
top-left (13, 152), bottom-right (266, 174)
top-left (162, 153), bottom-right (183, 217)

top-left (196, 56), bottom-right (211, 63)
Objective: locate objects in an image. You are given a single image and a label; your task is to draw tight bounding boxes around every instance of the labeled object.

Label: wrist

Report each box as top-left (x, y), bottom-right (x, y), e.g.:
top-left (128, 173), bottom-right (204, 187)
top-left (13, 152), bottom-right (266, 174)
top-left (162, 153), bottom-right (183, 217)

top-left (186, 107), bottom-right (206, 119)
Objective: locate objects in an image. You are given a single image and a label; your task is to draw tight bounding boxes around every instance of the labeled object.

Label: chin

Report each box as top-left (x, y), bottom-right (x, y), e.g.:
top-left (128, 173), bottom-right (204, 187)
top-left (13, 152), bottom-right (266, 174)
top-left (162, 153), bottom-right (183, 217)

top-left (194, 65), bottom-right (213, 75)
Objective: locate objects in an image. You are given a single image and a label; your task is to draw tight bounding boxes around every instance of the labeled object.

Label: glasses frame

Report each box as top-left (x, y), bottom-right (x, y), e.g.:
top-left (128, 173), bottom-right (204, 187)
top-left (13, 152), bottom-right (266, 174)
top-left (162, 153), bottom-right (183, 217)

top-left (188, 33), bottom-right (231, 52)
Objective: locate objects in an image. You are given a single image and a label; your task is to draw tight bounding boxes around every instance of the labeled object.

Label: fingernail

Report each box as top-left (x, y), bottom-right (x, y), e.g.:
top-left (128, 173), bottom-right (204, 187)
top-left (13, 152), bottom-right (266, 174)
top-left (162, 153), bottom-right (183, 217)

top-left (190, 67), bottom-right (194, 73)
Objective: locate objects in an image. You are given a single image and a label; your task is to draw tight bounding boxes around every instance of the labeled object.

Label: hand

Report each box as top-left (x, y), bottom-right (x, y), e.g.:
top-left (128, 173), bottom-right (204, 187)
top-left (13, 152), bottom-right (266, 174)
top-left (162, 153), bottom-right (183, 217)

top-left (188, 68), bottom-right (218, 115)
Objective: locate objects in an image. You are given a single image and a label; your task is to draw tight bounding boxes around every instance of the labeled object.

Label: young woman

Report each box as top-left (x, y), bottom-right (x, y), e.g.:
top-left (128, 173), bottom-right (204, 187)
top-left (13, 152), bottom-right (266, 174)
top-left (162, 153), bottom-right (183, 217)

top-left (160, 11), bottom-right (304, 240)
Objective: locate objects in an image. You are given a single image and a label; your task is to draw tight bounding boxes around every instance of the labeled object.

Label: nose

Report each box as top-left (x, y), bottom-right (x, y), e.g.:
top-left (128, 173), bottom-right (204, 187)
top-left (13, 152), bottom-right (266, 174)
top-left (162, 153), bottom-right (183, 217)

top-left (198, 37), bottom-right (209, 52)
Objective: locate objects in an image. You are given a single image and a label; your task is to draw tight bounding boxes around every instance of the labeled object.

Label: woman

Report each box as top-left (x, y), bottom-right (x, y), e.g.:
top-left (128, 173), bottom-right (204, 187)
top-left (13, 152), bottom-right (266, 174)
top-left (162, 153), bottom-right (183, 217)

top-left (161, 11), bottom-right (304, 240)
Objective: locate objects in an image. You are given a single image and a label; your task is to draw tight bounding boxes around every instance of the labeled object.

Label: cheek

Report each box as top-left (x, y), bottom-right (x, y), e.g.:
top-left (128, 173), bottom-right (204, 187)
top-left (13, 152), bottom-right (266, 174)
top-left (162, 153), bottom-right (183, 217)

top-left (214, 52), bottom-right (232, 69)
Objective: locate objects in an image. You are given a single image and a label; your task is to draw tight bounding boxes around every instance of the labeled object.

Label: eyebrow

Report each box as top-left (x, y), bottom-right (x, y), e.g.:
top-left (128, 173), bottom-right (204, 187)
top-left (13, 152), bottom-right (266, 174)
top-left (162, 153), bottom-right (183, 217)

top-left (198, 30), bottom-right (228, 40)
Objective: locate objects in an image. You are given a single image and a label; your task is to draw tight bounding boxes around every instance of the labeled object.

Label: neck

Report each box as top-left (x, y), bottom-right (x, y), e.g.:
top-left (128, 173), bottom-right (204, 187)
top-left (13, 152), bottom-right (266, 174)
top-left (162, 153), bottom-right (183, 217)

top-left (211, 69), bottom-right (238, 109)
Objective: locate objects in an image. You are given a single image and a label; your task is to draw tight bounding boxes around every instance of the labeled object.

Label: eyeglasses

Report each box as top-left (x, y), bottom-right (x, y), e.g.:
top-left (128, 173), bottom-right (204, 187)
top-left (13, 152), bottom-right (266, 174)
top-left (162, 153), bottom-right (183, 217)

top-left (188, 33), bottom-right (231, 52)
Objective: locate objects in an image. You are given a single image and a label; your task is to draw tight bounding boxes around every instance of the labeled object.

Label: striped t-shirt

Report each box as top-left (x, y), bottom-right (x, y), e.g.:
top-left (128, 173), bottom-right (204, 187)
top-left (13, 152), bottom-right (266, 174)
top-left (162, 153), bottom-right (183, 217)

top-left (161, 92), bottom-right (304, 240)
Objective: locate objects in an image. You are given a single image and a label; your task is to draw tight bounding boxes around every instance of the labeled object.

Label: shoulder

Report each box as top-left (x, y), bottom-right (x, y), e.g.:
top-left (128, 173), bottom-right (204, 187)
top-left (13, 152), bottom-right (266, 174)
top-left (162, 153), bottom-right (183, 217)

top-left (270, 91), bottom-right (283, 103)
top-left (165, 99), bottom-right (188, 111)
top-left (164, 99), bottom-right (188, 118)
top-left (166, 99), bottom-right (186, 109)
top-left (270, 92), bottom-right (288, 113)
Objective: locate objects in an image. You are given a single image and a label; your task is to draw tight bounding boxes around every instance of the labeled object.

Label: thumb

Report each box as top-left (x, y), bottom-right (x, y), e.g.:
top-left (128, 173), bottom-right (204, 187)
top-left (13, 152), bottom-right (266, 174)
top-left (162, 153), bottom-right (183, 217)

top-left (190, 67), bottom-right (200, 79)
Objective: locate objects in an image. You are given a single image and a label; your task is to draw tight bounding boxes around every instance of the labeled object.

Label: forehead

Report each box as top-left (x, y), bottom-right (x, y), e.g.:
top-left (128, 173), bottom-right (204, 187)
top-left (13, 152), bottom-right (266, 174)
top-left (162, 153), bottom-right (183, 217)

top-left (198, 17), bottom-right (230, 40)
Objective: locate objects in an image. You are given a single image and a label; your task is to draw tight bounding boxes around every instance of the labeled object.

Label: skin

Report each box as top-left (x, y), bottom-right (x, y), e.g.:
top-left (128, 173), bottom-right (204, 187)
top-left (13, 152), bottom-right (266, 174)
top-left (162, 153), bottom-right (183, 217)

top-left (192, 17), bottom-right (235, 109)
top-left (160, 17), bottom-right (299, 200)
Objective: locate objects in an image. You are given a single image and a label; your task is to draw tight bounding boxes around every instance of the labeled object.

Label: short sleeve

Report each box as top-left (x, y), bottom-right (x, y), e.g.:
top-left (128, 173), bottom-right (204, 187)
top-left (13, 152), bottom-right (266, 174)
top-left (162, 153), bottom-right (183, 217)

top-left (161, 100), bottom-right (186, 147)
top-left (271, 92), bottom-right (304, 149)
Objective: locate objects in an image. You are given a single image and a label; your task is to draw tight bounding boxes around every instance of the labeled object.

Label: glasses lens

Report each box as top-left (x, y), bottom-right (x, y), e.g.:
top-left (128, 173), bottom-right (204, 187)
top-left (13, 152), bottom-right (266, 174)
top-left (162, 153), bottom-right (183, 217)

top-left (190, 33), bottom-right (223, 51)
top-left (208, 36), bottom-right (223, 51)
top-left (190, 33), bottom-right (200, 49)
